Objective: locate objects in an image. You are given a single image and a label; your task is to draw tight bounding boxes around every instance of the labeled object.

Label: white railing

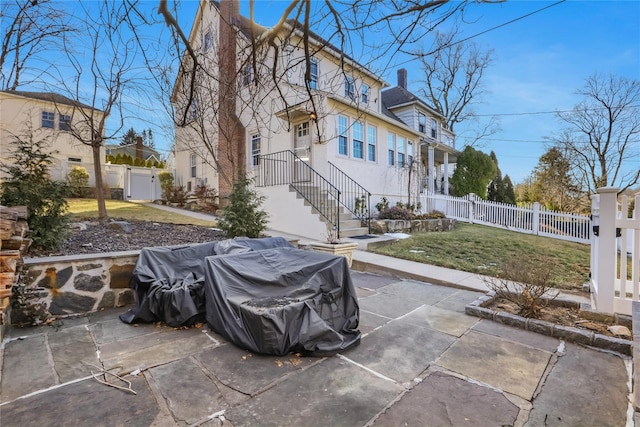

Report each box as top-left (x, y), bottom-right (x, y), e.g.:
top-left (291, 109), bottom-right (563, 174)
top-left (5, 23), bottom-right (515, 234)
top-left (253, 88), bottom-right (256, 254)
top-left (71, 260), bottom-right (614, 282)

top-left (590, 188), bottom-right (640, 315)
top-left (422, 193), bottom-right (591, 244)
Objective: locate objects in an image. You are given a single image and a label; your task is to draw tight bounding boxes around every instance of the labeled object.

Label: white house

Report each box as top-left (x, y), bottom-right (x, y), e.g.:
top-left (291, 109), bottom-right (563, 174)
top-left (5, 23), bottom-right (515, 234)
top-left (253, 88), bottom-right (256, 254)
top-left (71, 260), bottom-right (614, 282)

top-left (172, 0), bottom-right (458, 239)
top-left (0, 90), bottom-right (106, 184)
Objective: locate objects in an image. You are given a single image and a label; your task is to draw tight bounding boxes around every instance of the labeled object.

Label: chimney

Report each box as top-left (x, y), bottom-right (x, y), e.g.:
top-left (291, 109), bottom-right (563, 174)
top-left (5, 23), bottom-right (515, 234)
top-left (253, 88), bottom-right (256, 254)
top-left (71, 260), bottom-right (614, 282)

top-left (397, 68), bottom-right (407, 89)
top-left (135, 136), bottom-right (143, 160)
top-left (218, 0), bottom-right (246, 205)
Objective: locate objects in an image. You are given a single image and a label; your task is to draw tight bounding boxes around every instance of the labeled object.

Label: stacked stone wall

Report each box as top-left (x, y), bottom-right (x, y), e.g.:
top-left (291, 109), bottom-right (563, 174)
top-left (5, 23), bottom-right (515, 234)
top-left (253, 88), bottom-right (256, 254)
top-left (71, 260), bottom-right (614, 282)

top-left (0, 205), bottom-right (31, 340)
top-left (370, 218), bottom-right (457, 234)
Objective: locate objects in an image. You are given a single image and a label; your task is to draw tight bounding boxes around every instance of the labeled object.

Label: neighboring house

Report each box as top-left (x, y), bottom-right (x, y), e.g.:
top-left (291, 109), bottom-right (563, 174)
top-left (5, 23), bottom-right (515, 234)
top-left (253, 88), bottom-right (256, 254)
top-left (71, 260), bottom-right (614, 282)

top-left (172, 0), bottom-right (458, 239)
top-left (106, 137), bottom-right (162, 164)
top-left (0, 90), bottom-right (106, 184)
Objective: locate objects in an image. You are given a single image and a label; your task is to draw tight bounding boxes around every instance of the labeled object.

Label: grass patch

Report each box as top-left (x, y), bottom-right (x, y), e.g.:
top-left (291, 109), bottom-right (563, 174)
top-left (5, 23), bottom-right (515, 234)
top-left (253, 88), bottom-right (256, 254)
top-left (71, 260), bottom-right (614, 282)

top-left (66, 199), bottom-right (217, 227)
top-left (371, 223), bottom-right (591, 290)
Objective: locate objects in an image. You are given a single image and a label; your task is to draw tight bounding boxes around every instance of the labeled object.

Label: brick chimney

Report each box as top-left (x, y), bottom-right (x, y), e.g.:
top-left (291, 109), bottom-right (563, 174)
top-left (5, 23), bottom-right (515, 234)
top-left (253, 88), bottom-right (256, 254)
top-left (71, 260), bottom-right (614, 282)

top-left (135, 136), bottom-right (143, 160)
top-left (397, 68), bottom-right (407, 89)
top-left (218, 0), bottom-right (246, 205)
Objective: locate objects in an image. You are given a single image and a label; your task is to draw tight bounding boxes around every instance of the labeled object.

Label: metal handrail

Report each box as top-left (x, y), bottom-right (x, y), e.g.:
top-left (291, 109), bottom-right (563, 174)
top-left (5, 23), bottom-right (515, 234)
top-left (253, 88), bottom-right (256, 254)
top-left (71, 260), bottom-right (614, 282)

top-left (256, 150), bottom-right (341, 234)
top-left (328, 161), bottom-right (371, 233)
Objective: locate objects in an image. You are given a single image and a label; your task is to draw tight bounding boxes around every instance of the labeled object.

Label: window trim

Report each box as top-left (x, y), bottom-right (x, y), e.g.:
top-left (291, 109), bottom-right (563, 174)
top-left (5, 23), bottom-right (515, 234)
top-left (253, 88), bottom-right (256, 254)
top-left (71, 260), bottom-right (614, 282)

top-left (352, 121), bottom-right (364, 159)
top-left (338, 115), bottom-right (349, 156)
top-left (251, 134), bottom-right (261, 166)
top-left (42, 111), bottom-right (54, 129)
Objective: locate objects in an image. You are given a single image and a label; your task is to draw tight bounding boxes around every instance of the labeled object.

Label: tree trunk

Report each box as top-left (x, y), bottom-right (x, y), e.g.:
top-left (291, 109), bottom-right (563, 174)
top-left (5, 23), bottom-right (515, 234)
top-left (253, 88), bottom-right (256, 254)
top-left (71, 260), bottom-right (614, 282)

top-left (92, 143), bottom-right (108, 221)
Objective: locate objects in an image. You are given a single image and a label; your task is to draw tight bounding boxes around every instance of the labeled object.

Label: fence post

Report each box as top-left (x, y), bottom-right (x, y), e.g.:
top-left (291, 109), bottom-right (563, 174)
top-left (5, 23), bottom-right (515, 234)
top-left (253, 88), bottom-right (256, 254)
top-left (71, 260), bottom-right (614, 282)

top-left (593, 187), bottom-right (619, 314)
top-left (467, 193), bottom-right (475, 223)
top-left (532, 202), bottom-right (540, 235)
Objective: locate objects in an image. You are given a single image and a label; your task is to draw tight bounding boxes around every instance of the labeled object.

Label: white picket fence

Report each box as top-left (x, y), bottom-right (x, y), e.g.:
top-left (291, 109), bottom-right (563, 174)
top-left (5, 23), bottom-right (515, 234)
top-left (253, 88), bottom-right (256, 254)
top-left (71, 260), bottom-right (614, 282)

top-left (422, 193), bottom-right (591, 244)
top-left (590, 188), bottom-right (640, 315)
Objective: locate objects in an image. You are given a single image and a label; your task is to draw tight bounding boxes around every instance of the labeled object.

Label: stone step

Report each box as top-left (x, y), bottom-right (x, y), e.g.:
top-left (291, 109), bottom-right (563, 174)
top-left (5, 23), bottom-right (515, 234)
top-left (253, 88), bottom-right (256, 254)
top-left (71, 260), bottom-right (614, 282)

top-left (339, 226), bottom-right (369, 238)
top-left (340, 219), bottom-right (362, 229)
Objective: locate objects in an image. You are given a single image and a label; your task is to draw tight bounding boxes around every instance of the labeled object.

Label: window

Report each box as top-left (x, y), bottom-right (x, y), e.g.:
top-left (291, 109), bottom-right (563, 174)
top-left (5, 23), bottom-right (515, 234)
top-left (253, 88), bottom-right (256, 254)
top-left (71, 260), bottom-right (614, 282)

top-left (338, 115), bottom-right (348, 156)
top-left (407, 140), bottom-right (414, 165)
top-left (344, 77), bottom-right (355, 99)
top-left (251, 134), bottom-right (261, 166)
top-left (297, 122), bottom-right (309, 137)
top-left (352, 121), bottom-right (364, 159)
top-left (431, 118), bottom-right (438, 139)
top-left (242, 65), bottom-right (253, 86)
top-left (387, 133), bottom-right (395, 166)
top-left (367, 125), bottom-right (376, 162)
top-left (397, 135), bottom-right (405, 167)
top-left (418, 113), bottom-right (426, 133)
top-left (203, 31), bottom-right (212, 52)
top-left (308, 58), bottom-right (318, 89)
top-left (186, 97), bottom-right (198, 122)
top-left (42, 111), bottom-right (54, 128)
top-left (68, 157), bottom-right (81, 162)
top-left (190, 153), bottom-right (197, 178)
top-left (361, 84), bottom-right (369, 104)
top-left (59, 114), bottom-right (71, 131)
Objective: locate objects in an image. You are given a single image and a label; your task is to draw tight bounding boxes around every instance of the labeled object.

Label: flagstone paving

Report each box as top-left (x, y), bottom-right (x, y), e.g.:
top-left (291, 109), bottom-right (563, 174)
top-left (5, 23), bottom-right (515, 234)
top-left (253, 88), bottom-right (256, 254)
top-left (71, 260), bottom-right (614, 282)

top-left (0, 272), bottom-right (631, 426)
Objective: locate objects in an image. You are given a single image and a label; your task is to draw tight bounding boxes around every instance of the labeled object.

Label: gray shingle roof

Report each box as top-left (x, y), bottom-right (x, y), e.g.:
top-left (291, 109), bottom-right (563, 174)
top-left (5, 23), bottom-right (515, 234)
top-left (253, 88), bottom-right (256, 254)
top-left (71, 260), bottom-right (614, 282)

top-left (1, 90), bottom-right (102, 112)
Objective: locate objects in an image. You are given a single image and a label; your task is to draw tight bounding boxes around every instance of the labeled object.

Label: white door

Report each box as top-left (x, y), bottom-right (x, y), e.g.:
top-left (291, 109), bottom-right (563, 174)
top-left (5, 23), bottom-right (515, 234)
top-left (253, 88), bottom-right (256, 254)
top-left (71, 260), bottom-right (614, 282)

top-left (294, 121), bottom-right (312, 183)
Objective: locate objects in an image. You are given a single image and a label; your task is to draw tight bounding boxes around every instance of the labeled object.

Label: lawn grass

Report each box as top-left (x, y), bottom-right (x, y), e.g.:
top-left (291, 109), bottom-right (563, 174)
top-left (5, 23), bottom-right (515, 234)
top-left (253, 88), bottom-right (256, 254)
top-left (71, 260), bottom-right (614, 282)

top-left (371, 223), bottom-right (591, 290)
top-left (66, 199), bottom-right (217, 227)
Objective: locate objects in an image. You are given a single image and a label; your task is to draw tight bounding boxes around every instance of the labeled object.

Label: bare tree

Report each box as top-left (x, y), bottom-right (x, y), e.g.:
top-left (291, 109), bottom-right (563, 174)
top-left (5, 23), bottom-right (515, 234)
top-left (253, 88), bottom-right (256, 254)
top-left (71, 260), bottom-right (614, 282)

top-left (416, 28), bottom-right (498, 144)
top-left (51, 1), bottom-right (147, 221)
top-left (553, 74), bottom-right (640, 194)
top-left (0, 0), bottom-right (73, 90)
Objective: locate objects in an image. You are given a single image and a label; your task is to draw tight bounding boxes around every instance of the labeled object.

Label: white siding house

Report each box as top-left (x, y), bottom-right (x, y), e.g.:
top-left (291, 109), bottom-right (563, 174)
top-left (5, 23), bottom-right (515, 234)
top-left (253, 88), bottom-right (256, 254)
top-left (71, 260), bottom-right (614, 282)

top-left (172, 0), bottom-right (458, 239)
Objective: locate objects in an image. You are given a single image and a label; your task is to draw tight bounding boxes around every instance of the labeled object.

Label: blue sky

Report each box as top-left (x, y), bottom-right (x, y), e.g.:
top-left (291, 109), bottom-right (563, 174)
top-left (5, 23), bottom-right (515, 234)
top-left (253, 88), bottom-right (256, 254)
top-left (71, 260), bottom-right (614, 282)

top-left (171, 0), bottom-right (639, 184)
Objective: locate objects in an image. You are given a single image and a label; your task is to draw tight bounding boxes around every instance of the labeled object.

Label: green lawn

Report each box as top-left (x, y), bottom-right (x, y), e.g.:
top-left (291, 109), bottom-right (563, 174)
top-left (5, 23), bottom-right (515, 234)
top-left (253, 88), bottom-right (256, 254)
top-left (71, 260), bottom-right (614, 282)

top-left (371, 223), bottom-right (591, 291)
top-left (66, 199), bottom-right (217, 227)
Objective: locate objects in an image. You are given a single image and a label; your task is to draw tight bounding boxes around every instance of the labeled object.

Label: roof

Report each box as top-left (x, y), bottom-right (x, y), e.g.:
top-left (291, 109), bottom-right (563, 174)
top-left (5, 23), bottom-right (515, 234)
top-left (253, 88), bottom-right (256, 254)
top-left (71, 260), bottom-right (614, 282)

top-left (0, 90), bottom-right (103, 112)
top-left (105, 143), bottom-right (161, 161)
top-left (381, 86), bottom-right (444, 120)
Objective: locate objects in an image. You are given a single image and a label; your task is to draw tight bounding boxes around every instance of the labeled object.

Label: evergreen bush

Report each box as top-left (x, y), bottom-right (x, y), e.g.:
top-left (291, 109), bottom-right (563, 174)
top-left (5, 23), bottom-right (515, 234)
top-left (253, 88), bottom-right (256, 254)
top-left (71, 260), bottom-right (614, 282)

top-left (218, 178), bottom-right (268, 238)
top-left (0, 129), bottom-right (70, 250)
top-left (66, 166), bottom-right (90, 197)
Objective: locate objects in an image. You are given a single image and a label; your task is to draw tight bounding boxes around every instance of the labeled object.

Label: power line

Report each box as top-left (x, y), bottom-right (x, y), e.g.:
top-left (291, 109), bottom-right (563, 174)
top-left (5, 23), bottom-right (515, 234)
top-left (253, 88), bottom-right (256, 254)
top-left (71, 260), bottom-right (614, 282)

top-left (472, 104), bottom-right (640, 118)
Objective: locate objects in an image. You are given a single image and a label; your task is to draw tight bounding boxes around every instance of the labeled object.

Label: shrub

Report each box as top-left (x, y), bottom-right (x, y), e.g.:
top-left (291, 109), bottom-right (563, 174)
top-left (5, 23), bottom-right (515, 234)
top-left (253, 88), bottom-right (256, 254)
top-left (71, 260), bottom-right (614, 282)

top-left (0, 129), bottom-right (69, 250)
top-left (414, 210), bottom-right (446, 220)
top-left (158, 171), bottom-right (174, 201)
top-left (194, 183), bottom-right (218, 213)
top-left (375, 196), bottom-right (389, 213)
top-left (66, 166), bottom-right (90, 197)
top-left (218, 178), bottom-right (268, 238)
top-left (168, 184), bottom-right (187, 206)
top-left (378, 206), bottom-right (414, 220)
top-left (483, 258), bottom-right (559, 318)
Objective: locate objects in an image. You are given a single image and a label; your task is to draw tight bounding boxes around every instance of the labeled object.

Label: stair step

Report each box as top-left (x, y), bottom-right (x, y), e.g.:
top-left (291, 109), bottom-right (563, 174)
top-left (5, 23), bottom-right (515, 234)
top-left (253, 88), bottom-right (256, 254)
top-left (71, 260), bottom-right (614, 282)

top-left (340, 219), bottom-right (362, 228)
top-left (339, 227), bottom-right (369, 238)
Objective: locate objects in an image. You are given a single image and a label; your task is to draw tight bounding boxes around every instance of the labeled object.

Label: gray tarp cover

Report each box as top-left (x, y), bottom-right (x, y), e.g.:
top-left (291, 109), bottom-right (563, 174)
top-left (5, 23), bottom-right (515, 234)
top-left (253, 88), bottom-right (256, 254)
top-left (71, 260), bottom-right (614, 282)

top-left (119, 237), bottom-right (361, 356)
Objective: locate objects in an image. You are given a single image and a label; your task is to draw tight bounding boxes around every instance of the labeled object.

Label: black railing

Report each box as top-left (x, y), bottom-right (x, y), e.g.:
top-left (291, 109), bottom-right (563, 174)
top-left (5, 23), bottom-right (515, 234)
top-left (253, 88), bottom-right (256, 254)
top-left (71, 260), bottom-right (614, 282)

top-left (328, 161), bottom-right (371, 233)
top-left (256, 150), bottom-right (341, 234)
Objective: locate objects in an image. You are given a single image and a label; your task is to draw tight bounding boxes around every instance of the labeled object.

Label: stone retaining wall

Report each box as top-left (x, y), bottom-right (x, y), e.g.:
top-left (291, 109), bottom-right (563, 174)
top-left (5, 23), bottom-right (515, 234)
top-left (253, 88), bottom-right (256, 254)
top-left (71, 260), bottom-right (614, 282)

top-left (16, 251), bottom-right (139, 325)
top-left (370, 218), bottom-right (456, 234)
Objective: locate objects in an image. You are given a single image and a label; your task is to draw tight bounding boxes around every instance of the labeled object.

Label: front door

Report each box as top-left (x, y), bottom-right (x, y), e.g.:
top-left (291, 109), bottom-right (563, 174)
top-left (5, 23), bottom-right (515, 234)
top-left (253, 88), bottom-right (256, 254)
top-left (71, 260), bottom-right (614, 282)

top-left (294, 121), bottom-right (311, 182)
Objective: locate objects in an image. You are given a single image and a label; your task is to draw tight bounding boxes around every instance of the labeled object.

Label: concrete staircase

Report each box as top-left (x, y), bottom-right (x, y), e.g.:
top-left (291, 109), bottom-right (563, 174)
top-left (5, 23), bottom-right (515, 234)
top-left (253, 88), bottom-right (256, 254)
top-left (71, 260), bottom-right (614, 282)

top-left (290, 184), bottom-right (369, 238)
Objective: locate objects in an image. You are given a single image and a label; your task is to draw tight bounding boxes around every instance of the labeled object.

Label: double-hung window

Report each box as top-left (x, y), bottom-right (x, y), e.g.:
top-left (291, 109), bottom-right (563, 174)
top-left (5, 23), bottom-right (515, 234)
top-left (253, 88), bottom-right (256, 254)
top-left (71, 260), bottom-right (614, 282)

top-left (59, 114), bottom-right (72, 131)
top-left (203, 31), bottom-right (212, 52)
top-left (308, 58), bottom-right (318, 89)
top-left (352, 121), bottom-right (364, 159)
top-left (361, 84), bottom-right (369, 104)
top-left (397, 136), bottom-right (405, 167)
top-left (407, 141), bottom-right (414, 165)
top-left (418, 113), bottom-right (426, 133)
top-left (344, 77), bottom-right (355, 100)
top-left (251, 134), bottom-right (261, 166)
top-left (338, 115), bottom-right (348, 156)
top-left (190, 153), bottom-right (197, 178)
top-left (431, 119), bottom-right (438, 139)
top-left (387, 133), bottom-right (395, 166)
top-left (367, 125), bottom-right (376, 162)
top-left (42, 111), bottom-right (54, 128)
top-left (242, 66), bottom-right (253, 86)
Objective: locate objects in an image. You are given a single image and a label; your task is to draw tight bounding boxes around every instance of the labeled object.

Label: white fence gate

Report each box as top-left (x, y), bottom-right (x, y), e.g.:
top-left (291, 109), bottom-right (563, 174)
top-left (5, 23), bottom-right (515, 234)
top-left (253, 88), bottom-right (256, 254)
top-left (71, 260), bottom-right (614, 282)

top-left (52, 160), bottom-right (167, 201)
top-left (590, 187), bottom-right (640, 315)
top-left (422, 193), bottom-right (591, 244)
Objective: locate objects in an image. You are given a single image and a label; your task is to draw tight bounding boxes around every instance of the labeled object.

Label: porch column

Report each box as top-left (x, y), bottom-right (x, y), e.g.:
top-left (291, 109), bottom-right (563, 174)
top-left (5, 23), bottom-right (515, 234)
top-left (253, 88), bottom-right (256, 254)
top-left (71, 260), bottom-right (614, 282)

top-left (427, 145), bottom-right (435, 194)
top-left (443, 152), bottom-right (449, 195)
